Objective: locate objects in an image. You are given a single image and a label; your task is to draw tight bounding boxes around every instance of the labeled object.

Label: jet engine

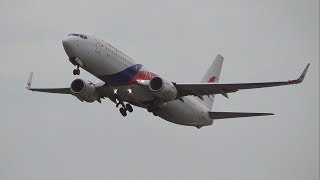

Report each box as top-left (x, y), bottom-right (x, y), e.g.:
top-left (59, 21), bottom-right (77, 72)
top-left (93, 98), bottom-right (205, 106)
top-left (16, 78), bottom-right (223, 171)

top-left (149, 77), bottom-right (178, 102)
top-left (70, 79), bottom-right (99, 102)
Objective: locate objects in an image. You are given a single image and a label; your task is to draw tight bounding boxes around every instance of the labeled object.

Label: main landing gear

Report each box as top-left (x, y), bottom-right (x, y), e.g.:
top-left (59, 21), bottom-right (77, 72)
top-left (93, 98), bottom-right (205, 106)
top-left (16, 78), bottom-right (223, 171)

top-left (73, 66), bottom-right (80, 75)
top-left (147, 106), bottom-right (159, 117)
top-left (116, 98), bottom-right (133, 117)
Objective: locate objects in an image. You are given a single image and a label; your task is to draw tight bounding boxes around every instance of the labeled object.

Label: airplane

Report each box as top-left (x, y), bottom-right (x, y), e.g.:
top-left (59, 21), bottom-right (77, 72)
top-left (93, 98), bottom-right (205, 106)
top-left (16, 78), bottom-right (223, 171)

top-left (26, 33), bottom-right (310, 129)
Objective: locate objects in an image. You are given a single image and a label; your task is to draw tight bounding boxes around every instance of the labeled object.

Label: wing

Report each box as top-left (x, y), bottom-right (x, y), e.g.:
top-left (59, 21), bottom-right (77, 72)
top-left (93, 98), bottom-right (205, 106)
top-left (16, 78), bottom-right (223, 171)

top-left (26, 72), bottom-right (71, 94)
top-left (175, 64), bottom-right (310, 98)
top-left (25, 73), bottom-right (113, 99)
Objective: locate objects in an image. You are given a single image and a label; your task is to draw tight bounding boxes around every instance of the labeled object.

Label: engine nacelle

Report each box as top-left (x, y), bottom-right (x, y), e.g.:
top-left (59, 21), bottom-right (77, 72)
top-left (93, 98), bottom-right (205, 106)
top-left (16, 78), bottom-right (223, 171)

top-left (70, 79), bottom-right (99, 103)
top-left (149, 77), bottom-right (178, 102)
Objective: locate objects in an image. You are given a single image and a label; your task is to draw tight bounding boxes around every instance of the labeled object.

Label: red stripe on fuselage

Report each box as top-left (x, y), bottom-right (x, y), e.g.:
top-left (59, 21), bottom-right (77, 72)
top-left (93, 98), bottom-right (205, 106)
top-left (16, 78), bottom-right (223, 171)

top-left (130, 70), bottom-right (158, 83)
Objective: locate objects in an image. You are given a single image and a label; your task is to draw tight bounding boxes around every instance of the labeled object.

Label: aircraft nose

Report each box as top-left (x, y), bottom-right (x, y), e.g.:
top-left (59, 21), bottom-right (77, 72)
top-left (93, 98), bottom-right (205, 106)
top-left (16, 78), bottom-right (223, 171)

top-left (62, 37), bottom-right (75, 57)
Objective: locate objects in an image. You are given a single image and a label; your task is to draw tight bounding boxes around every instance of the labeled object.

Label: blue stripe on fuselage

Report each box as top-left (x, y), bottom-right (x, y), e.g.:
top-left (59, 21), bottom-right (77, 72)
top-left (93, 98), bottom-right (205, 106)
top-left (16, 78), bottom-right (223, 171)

top-left (99, 64), bottom-right (143, 86)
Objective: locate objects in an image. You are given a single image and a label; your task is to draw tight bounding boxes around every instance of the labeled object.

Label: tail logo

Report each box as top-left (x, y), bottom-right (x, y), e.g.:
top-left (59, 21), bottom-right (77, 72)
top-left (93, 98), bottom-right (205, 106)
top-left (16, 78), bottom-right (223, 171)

top-left (208, 76), bottom-right (217, 83)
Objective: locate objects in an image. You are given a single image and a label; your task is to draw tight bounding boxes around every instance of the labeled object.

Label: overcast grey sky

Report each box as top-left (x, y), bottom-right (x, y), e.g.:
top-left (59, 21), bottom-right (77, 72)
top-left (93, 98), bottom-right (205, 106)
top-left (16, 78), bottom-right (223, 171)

top-left (0, 0), bottom-right (319, 179)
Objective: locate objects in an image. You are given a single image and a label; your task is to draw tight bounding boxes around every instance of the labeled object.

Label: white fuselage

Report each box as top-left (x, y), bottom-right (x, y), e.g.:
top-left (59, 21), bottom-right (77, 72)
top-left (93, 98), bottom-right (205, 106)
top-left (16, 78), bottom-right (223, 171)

top-left (62, 34), bottom-right (213, 127)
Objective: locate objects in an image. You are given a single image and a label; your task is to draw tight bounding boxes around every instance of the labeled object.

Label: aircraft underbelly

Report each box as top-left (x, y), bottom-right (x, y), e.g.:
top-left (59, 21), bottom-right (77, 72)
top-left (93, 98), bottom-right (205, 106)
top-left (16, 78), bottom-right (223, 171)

top-left (157, 97), bottom-right (213, 126)
top-left (114, 84), bottom-right (154, 103)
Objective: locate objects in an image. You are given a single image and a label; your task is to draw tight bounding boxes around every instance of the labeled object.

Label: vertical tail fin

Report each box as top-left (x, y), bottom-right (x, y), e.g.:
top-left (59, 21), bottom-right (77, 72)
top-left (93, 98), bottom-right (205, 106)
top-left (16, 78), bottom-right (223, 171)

top-left (200, 54), bottom-right (224, 110)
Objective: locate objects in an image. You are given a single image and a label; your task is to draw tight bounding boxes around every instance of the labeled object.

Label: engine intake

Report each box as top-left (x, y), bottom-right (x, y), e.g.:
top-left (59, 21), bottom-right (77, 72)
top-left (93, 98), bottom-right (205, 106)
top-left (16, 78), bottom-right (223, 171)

top-left (150, 77), bottom-right (164, 91)
top-left (149, 77), bottom-right (178, 102)
top-left (70, 79), bottom-right (99, 102)
top-left (71, 79), bottom-right (85, 93)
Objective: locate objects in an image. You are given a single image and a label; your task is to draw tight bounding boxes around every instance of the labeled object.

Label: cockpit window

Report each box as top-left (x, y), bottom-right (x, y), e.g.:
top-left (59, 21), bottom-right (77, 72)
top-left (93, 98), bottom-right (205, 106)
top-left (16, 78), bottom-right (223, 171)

top-left (67, 33), bottom-right (87, 39)
top-left (80, 35), bottom-right (87, 39)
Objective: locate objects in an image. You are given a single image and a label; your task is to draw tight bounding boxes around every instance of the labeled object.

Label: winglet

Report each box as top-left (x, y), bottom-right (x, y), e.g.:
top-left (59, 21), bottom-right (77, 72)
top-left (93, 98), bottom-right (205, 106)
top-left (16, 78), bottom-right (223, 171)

top-left (296, 63), bottom-right (310, 83)
top-left (26, 72), bottom-right (33, 89)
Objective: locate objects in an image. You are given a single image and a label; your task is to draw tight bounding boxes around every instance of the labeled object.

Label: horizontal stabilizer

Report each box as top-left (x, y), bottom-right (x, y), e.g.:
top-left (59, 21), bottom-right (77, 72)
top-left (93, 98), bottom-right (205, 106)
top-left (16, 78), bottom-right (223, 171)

top-left (209, 111), bottom-right (274, 120)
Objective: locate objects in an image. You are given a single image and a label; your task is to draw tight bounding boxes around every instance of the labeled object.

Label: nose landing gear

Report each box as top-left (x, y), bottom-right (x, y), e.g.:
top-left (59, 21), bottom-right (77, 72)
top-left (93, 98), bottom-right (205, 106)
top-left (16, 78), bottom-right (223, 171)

top-left (73, 66), bottom-right (80, 75)
top-left (69, 57), bottom-right (82, 76)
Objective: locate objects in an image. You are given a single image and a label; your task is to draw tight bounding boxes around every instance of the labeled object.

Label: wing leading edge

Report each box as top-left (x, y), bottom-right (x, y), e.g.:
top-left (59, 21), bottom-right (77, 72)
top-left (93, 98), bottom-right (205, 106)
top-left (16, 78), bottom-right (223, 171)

top-left (175, 64), bottom-right (310, 98)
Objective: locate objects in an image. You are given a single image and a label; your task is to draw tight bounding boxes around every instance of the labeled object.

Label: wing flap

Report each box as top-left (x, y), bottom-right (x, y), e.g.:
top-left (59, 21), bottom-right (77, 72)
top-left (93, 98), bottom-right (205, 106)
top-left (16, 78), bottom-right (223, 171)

top-left (209, 112), bottom-right (274, 119)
